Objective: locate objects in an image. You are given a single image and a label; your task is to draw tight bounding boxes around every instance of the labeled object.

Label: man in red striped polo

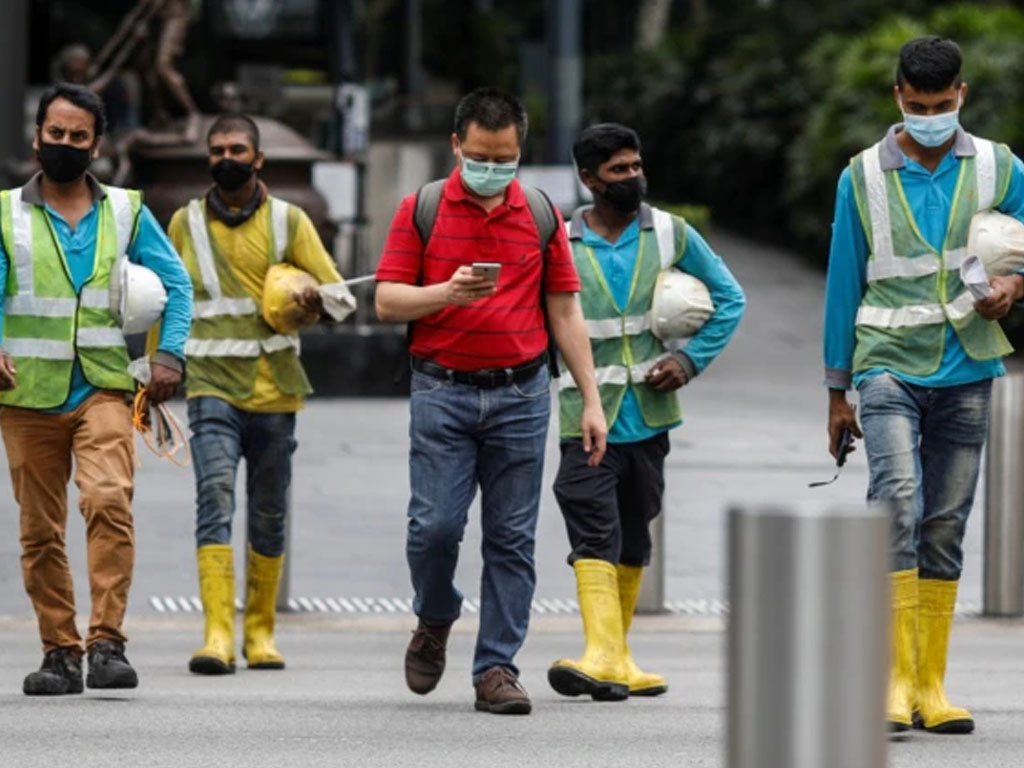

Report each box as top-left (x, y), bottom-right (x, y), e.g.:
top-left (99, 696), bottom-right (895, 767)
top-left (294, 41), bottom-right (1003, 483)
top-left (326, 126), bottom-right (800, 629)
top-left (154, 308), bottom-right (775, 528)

top-left (375, 87), bottom-right (606, 715)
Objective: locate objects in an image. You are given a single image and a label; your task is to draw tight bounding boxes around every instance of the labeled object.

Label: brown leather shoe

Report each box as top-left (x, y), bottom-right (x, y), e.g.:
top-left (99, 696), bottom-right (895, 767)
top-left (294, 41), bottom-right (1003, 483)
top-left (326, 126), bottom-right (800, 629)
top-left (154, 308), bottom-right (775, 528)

top-left (474, 666), bottom-right (532, 715)
top-left (405, 619), bottom-right (452, 695)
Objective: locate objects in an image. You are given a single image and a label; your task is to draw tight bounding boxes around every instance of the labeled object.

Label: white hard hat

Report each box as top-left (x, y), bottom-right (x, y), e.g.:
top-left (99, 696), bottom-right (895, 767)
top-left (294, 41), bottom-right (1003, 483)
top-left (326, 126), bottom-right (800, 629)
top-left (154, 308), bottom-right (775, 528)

top-left (967, 210), bottom-right (1024, 276)
top-left (109, 258), bottom-right (168, 334)
top-left (650, 269), bottom-right (714, 341)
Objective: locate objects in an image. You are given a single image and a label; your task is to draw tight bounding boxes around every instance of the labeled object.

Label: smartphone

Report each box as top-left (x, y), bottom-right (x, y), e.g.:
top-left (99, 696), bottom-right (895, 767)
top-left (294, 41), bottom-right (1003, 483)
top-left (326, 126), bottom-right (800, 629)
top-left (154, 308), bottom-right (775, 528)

top-left (471, 262), bottom-right (501, 283)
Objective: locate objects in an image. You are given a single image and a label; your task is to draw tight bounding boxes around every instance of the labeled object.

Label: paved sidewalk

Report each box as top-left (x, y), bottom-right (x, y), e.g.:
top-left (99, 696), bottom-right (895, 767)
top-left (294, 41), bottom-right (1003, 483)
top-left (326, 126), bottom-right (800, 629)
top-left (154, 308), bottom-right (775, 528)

top-left (0, 614), bottom-right (1021, 767)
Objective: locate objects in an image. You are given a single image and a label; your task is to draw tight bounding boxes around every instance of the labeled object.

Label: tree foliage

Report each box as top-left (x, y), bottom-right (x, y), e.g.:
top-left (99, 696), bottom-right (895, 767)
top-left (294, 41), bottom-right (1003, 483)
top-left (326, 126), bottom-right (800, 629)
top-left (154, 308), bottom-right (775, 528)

top-left (583, 2), bottom-right (1024, 260)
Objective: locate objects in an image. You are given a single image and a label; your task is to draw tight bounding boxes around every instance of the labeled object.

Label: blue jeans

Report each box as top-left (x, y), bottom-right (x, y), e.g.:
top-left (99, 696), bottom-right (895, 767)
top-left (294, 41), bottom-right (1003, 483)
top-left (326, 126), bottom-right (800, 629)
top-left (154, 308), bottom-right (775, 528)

top-left (406, 368), bottom-right (550, 678)
top-left (188, 396), bottom-right (297, 557)
top-left (858, 374), bottom-right (992, 580)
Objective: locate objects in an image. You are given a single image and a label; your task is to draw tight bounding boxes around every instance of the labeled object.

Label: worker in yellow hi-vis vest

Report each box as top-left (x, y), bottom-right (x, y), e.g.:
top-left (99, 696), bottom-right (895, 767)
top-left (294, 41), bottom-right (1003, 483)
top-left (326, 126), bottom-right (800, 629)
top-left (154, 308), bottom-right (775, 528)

top-left (154, 113), bottom-right (349, 676)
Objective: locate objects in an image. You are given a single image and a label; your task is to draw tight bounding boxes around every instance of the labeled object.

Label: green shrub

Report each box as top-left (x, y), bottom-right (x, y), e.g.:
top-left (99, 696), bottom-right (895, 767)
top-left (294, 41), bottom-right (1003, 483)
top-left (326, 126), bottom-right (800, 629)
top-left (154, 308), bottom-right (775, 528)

top-left (790, 4), bottom-right (1024, 258)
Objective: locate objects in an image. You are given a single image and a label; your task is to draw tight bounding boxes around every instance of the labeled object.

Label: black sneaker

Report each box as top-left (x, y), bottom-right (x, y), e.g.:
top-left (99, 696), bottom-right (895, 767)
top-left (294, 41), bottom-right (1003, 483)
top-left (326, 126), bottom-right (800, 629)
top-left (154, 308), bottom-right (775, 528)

top-left (86, 641), bottom-right (139, 690)
top-left (23, 648), bottom-right (84, 696)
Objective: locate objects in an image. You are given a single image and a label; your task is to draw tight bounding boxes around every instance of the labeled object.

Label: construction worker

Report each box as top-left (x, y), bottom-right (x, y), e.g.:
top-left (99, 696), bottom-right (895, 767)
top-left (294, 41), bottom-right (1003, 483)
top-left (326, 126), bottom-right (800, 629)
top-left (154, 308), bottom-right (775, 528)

top-left (161, 113), bottom-right (345, 675)
top-left (824, 37), bottom-right (1024, 734)
top-left (0, 83), bottom-right (192, 695)
top-left (547, 123), bottom-right (745, 701)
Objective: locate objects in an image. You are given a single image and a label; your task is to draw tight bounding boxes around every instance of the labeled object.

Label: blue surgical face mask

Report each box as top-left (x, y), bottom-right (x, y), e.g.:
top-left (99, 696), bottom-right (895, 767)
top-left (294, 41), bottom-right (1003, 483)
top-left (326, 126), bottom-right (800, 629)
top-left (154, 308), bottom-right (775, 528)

top-left (901, 97), bottom-right (961, 148)
top-left (458, 151), bottom-right (519, 197)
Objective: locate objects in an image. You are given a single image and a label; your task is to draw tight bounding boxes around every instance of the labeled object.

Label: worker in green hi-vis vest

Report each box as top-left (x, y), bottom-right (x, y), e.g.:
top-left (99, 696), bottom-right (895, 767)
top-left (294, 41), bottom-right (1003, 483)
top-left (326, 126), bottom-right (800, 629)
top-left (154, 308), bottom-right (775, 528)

top-left (824, 36), bottom-right (1024, 735)
top-left (0, 83), bottom-right (193, 697)
top-left (548, 123), bottom-right (745, 703)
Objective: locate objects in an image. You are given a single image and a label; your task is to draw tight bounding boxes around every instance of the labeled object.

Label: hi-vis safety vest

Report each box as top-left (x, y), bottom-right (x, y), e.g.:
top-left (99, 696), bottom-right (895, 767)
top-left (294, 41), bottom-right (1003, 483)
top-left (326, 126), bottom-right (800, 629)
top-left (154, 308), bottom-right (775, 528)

top-left (179, 197), bottom-right (311, 402)
top-left (850, 135), bottom-right (1014, 376)
top-left (558, 205), bottom-right (685, 438)
top-left (0, 184), bottom-right (138, 409)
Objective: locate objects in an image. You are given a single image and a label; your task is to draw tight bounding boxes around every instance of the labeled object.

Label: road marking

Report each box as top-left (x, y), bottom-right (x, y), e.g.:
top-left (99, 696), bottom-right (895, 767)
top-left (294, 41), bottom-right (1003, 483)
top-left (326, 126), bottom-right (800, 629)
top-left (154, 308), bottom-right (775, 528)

top-left (145, 595), bottom-right (983, 619)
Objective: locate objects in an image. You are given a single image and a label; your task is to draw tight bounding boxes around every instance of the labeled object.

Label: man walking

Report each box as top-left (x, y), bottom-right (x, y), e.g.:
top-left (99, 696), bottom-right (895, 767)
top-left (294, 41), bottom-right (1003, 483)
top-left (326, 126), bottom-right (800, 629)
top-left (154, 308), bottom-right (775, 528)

top-left (548, 123), bottom-right (745, 701)
top-left (824, 37), bottom-right (1024, 734)
top-left (376, 87), bottom-right (606, 714)
top-left (0, 83), bottom-right (192, 695)
top-left (165, 114), bottom-right (346, 675)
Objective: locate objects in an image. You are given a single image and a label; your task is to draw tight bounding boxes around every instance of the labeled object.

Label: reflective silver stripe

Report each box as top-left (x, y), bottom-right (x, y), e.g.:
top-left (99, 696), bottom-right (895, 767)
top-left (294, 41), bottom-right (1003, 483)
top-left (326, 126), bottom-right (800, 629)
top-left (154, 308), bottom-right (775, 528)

top-left (10, 187), bottom-right (34, 299)
top-left (560, 364), bottom-right (627, 390)
top-left (944, 247), bottom-right (967, 272)
top-left (188, 200), bottom-right (222, 300)
top-left (271, 198), bottom-right (289, 263)
top-left (193, 297), bottom-right (258, 319)
top-left (558, 357), bottom-right (662, 390)
top-left (866, 253), bottom-right (940, 281)
top-left (261, 333), bottom-right (300, 353)
top-left (856, 303), bottom-right (945, 328)
top-left (975, 136), bottom-right (997, 211)
top-left (105, 186), bottom-right (135, 256)
top-left (584, 314), bottom-right (651, 339)
top-left (185, 338), bottom-right (261, 357)
top-left (630, 358), bottom-right (661, 380)
top-left (80, 288), bottom-right (110, 309)
top-left (5, 296), bottom-right (76, 317)
top-left (863, 143), bottom-right (896, 277)
top-left (652, 207), bottom-right (676, 270)
top-left (77, 326), bottom-right (126, 347)
top-left (945, 290), bottom-right (977, 321)
top-left (4, 338), bottom-right (75, 360)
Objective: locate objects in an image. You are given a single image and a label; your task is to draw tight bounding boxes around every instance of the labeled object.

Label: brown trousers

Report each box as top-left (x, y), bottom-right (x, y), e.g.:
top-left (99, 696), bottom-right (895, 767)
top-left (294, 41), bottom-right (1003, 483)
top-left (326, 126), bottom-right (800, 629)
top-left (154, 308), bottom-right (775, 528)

top-left (1, 391), bottom-right (136, 653)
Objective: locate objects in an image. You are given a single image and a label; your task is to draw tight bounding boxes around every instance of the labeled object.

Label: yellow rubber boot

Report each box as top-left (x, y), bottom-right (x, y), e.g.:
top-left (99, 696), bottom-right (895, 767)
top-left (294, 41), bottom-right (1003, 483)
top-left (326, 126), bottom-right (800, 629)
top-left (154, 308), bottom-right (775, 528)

top-left (916, 579), bottom-right (974, 734)
top-left (548, 559), bottom-right (629, 701)
top-left (616, 564), bottom-right (668, 696)
top-left (189, 545), bottom-right (236, 675)
top-left (886, 569), bottom-right (917, 731)
top-left (243, 547), bottom-right (286, 670)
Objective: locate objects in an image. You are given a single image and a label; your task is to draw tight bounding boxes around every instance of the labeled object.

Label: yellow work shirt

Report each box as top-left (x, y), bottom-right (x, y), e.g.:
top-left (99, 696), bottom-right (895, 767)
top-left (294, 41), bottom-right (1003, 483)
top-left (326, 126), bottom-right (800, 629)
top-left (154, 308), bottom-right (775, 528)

top-left (166, 196), bottom-right (342, 413)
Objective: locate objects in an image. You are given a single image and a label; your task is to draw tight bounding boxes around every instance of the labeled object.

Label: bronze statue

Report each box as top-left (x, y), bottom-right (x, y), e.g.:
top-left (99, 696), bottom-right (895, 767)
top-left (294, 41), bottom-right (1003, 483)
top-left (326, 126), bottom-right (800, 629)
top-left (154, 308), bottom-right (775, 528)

top-left (91, 0), bottom-right (200, 144)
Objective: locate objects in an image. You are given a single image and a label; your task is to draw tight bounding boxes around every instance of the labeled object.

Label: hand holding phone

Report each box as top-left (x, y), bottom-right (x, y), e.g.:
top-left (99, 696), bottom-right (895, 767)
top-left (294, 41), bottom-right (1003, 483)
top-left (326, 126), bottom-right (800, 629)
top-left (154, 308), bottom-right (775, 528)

top-left (471, 262), bottom-right (501, 284)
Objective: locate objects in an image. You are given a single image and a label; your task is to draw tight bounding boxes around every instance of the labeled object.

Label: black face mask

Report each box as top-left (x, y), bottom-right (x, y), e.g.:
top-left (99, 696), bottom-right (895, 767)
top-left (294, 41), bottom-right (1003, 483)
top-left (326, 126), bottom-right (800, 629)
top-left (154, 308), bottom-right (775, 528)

top-left (598, 176), bottom-right (647, 214)
top-left (37, 142), bottom-right (93, 183)
top-left (210, 158), bottom-right (256, 192)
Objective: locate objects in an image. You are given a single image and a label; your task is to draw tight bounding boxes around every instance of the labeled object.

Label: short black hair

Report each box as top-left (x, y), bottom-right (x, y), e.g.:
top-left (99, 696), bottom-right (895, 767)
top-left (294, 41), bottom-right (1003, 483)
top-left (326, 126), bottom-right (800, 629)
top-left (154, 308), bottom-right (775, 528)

top-left (36, 83), bottom-right (106, 138)
top-left (896, 36), bottom-right (963, 93)
top-left (572, 123), bottom-right (641, 174)
top-left (453, 87), bottom-right (528, 144)
top-left (207, 113), bottom-right (260, 151)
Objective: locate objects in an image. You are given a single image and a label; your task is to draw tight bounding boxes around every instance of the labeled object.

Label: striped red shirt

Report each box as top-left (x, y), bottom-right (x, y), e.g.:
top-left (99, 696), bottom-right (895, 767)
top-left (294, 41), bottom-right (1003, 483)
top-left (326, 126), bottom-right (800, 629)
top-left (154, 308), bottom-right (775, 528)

top-left (375, 169), bottom-right (580, 371)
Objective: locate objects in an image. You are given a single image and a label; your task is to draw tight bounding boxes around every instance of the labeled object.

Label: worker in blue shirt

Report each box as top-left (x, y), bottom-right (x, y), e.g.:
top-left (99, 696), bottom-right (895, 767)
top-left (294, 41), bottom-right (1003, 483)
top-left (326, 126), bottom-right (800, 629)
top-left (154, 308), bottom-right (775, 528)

top-left (823, 37), bottom-right (1024, 735)
top-left (0, 84), bottom-right (192, 697)
top-left (548, 123), bottom-right (745, 702)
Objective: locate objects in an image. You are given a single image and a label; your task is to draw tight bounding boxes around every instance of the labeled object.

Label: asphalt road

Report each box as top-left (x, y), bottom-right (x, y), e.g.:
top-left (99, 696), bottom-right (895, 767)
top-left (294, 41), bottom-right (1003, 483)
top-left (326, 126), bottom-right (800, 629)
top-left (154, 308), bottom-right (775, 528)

top-left (0, 231), bottom-right (1017, 767)
top-left (0, 614), bottom-right (1021, 768)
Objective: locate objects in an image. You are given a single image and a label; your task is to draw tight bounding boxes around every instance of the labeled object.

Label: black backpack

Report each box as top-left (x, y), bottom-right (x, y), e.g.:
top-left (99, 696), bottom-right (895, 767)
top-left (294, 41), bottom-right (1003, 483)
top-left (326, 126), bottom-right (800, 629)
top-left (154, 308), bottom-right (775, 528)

top-left (407, 179), bottom-right (562, 377)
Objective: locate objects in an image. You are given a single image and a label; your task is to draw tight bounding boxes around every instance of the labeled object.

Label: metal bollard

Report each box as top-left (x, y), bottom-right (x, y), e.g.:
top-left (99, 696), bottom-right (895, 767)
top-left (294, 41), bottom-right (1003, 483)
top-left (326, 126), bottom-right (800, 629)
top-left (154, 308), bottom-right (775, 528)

top-left (727, 504), bottom-right (888, 768)
top-left (983, 366), bottom-right (1024, 617)
top-left (636, 512), bottom-right (665, 613)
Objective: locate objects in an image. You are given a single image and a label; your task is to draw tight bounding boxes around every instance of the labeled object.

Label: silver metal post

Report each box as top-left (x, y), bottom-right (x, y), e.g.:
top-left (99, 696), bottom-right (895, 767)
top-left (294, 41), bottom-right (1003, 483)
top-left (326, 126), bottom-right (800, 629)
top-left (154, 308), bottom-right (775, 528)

top-left (0, 0), bottom-right (27, 186)
top-left (636, 512), bottom-right (665, 613)
top-left (728, 504), bottom-right (888, 768)
top-left (544, 0), bottom-right (582, 164)
top-left (983, 366), bottom-right (1024, 617)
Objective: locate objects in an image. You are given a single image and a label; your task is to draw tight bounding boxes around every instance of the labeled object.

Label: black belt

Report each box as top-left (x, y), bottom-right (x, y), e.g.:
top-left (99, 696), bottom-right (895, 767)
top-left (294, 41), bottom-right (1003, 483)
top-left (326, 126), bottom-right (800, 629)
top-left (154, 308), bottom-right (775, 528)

top-left (410, 352), bottom-right (548, 389)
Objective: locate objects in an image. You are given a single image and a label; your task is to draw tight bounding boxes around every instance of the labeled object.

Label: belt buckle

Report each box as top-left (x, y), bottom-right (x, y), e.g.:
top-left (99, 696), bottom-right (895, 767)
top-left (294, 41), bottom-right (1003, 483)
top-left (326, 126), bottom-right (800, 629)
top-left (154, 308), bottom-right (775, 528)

top-left (503, 367), bottom-right (514, 386)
